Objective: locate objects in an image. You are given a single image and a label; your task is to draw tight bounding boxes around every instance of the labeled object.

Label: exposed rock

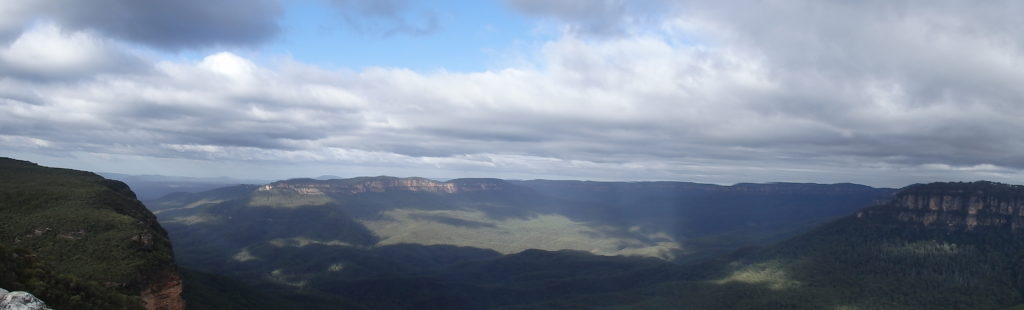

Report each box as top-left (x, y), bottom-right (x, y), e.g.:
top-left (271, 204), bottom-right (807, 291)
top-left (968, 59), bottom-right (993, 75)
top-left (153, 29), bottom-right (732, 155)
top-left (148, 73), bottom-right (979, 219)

top-left (856, 181), bottom-right (1024, 230)
top-left (140, 272), bottom-right (185, 310)
top-left (0, 289), bottom-right (51, 310)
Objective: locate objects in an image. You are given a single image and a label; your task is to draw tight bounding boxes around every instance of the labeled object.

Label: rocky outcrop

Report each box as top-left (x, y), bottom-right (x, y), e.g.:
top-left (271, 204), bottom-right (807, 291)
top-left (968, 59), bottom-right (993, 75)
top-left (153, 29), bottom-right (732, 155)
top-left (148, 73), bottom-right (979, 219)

top-left (0, 289), bottom-right (50, 310)
top-left (140, 272), bottom-right (185, 310)
top-left (856, 181), bottom-right (1024, 230)
top-left (259, 177), bottom-right (509, 195)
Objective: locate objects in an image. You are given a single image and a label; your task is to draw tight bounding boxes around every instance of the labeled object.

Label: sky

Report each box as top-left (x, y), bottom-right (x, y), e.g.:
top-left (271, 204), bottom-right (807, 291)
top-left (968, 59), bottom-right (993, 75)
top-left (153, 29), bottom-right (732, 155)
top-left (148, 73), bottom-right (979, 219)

top-left (2, 0), bottom-right (1024, 187)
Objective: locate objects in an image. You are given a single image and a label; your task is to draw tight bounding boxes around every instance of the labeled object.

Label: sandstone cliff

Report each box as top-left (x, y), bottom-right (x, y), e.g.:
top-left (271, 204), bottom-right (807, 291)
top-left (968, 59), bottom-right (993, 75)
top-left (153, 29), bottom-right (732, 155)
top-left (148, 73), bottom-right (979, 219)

top-left (856, 181), bottom-right (1024, 230)
top-left (140, 272), bottom-right (185, 310)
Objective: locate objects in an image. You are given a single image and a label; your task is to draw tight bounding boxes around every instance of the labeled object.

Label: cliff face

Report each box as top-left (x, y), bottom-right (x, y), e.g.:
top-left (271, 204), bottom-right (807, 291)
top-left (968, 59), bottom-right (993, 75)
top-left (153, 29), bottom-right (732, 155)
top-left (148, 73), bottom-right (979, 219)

top-left (140, 272), bottom-right (185, 310)
top-left (856, 181), bottom-right (1024, 230)
top-left (0, 158), bottom-right (185, 310)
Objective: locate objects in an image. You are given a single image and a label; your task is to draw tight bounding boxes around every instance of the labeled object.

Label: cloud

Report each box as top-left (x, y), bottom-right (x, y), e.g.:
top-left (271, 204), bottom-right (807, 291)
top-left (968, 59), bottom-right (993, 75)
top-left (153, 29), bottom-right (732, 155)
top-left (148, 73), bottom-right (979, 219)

top-left (4, 1), bottom-right (1024, 186)
top-left (505, 0), bottom-right (673, 36)
top-left (0, 24), bottom-right (149, 80)
top-left (2, 0), bottom-right (447, 50)
top-left (0, 36), bottom-right (775, 181)
top-left (1, 0), bottom-right (282, 50)
top-left (659, 0), bottom-right (1024, 167)
top-left (0, 0), bottom-right (40, 42)
top-left (326, 0), bottom-right (440, 36)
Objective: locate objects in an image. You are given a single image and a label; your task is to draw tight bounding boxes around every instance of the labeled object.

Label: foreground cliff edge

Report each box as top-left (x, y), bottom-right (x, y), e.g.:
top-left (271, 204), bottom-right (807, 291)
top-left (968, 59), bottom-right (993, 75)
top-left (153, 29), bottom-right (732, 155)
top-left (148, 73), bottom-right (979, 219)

top-left (0, 158), bottom-right (184, 310)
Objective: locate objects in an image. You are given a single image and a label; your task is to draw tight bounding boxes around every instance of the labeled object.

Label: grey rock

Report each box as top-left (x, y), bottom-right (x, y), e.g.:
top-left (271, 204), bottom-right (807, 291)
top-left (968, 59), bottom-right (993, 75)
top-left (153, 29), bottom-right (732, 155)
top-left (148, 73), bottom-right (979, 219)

top-left (0, 289), bottom-right (50, 310)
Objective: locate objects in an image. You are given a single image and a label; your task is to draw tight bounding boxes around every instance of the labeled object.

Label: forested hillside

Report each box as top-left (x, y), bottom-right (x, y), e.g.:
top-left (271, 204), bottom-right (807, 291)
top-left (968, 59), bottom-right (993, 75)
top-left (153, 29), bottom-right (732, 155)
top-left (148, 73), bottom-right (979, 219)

top-left (0, 158), bottom-right (184, 310)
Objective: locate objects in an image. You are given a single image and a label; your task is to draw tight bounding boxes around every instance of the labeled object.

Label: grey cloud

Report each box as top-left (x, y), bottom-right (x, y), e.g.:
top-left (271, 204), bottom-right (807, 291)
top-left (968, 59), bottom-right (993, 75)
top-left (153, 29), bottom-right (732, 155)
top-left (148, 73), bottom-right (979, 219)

top-left (327, 0), bottom-right (440, 36)
top-left (656, 1), bottom-right (1024, 166)
top-left (505, 0), bottom-right (671, 36)
top-left (6, 1), bottom-right (1024, 187)
top-left (17, 0), bottom-right (282, 50)
top-left (0, 0), bottom-right (39, 43)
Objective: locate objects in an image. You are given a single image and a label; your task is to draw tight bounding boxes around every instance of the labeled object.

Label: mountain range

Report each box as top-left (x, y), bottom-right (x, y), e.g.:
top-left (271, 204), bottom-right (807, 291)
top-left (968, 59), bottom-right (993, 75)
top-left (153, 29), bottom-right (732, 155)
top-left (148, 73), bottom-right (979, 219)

top-left (4, 157), bottom-right (1024, 309)
top-left (144, 175), bottom-right (900, 308)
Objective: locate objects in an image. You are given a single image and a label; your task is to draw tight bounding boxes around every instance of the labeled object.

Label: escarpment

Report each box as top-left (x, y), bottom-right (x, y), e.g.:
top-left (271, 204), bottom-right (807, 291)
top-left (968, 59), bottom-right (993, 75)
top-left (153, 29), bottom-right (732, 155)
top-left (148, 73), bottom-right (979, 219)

top-left (856, 181), bottom-right (1024, 230)
top-left (0, 158), bottom-right (184, 310)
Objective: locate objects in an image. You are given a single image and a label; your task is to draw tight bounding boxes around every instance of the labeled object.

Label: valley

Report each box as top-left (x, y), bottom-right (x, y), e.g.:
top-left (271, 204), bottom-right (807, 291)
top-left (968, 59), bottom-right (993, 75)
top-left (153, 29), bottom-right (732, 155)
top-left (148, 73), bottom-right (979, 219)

top-left (142, 175), bottom-right (899, 309)
top-left (5, 158), bottom-right (1024, 309)
top-left (3, 2), bottom-right (1019, 309)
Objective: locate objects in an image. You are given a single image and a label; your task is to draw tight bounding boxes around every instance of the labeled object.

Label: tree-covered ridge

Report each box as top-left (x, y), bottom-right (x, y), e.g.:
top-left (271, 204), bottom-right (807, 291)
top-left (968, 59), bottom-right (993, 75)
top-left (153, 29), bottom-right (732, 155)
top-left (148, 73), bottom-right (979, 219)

top-left (575, 181), bottom-right (1024, 309)
top-left (898, 181), bottom-right (1024, 197)
top-left (0, 157), bottom-right (181, 309)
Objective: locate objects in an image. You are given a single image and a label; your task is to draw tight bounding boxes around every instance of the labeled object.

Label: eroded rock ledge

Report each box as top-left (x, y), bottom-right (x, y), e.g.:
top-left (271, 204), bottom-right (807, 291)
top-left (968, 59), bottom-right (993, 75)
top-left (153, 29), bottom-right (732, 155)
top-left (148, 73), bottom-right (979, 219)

top-left (857, 181), bottom-right (1024, 230)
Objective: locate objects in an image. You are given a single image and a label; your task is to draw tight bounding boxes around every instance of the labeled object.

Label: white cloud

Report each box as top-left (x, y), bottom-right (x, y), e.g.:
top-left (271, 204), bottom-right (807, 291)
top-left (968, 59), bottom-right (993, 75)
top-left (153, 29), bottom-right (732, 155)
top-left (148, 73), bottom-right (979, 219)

top-left (4, 1), bottom-right (1024, 187)
top-left (0, 23), bottom-right (147, 80)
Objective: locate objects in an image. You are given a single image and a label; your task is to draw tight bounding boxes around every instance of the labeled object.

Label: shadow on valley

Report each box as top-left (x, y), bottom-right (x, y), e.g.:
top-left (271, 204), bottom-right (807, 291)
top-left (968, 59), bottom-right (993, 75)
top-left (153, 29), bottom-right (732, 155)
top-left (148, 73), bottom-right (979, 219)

top-left (144, 177), bottom-right (1024, 309)
top-left (149, 177), bottom-right (895, 262)
top-left (9, 158), bottom-right (1024, 309)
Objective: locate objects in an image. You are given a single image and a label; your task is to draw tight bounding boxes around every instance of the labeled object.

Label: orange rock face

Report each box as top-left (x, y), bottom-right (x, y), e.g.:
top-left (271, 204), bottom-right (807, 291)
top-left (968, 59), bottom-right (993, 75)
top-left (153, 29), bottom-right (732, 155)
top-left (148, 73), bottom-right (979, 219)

top-left (858, 182), bottom-right (1024, 231)
top-left (140, 271), bottom-right (185, 310)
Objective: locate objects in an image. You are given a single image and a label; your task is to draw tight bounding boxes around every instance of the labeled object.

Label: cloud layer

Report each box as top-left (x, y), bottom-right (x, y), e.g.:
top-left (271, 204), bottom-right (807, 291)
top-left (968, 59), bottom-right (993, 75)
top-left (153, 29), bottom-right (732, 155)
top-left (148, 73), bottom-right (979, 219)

top-left (2, 1), bottom-right (1024, 186)
top-left (1, 0), bottom-right (282, 49)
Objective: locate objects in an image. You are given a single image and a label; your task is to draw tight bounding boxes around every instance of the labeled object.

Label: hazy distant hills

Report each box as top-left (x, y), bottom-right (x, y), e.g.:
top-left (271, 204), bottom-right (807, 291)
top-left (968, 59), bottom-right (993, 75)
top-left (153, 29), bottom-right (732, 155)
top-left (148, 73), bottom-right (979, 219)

top-left (147, 177), bottom-right (894, 262)
top-left (98, 172), bottom-right (270, 201)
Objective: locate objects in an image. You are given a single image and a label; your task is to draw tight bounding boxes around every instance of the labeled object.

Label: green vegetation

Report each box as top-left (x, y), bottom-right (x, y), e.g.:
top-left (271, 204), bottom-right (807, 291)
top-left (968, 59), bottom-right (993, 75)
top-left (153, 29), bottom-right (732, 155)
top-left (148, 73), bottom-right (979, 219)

top-left (156, 180), bottom-right (1024, 309)
top-left (0, 243), bottom-right (144, 310)
top-left (0, 157), bottom-right (179, 309)
top-left (150, 177), bottom-right (892, 269)
top-left (180, 268), bottom-right (361, 310)
top-left (143, 176), bottom-right (900, 309)
top-left (520, 182), bottom-right (1024, 309)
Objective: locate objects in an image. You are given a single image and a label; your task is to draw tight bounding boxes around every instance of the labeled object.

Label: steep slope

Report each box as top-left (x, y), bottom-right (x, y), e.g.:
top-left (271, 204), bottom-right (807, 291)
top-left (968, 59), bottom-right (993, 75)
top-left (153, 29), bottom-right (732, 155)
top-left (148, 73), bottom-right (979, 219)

top-left (0, 158), bottom-right (184, 310)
